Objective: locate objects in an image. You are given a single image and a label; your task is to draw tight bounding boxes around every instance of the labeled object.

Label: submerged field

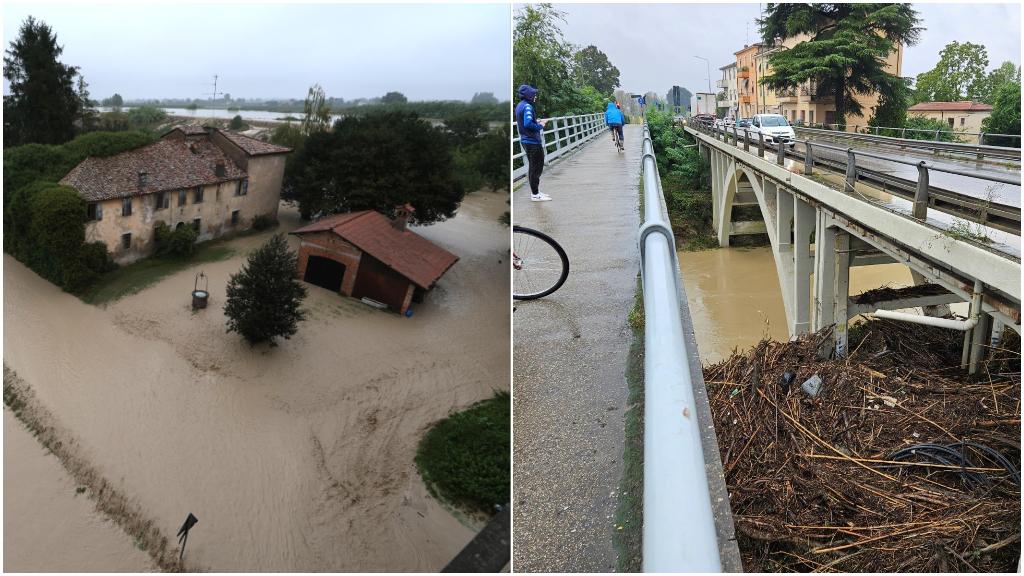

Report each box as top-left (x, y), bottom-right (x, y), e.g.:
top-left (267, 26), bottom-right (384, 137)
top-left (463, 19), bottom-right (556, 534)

top-left (3, 192), bottom-right (510, 571)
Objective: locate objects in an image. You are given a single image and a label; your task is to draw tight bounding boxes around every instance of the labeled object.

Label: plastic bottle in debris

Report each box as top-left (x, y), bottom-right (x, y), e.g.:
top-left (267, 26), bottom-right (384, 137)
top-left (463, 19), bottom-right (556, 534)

top-left (801, 374), bottom-right (823, 396)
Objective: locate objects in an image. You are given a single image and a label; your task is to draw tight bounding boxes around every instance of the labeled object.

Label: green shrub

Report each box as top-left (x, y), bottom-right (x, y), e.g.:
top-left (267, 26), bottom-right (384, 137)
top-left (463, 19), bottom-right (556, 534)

top-left (902, 116), bottom-right (960, 142)
top-left (224, 234), bottom-right (306, 346)
top-left (251, 214), bottom-right (276, 231)
top-left (153, 221), bottom-right (197, 258)
top-left (229, 115), bottom-right (245, 130)
top-left (78, 241), bottom-right (117, 273)
top-left (415, 392), bottom-right (510, 515)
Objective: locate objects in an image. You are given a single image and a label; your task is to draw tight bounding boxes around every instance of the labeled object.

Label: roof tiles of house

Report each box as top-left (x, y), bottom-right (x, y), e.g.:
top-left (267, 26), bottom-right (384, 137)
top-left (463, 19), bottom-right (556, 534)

top-left (292, 211), bottom-right (459, 289)
top-left (60, 139), bottom-right (246, 202)
top-left (172, 124), bottom-right (209, 136)
top-left (215, 129), bottom-right (292, 156)
top-left (908, 101), bottom-right (994, 112)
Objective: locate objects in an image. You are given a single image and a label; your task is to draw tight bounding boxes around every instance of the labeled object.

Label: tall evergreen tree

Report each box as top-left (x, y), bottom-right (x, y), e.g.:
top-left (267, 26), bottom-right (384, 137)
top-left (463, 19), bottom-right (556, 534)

top-left (224, 234), bottom-right (307, 346)
top-left (758, 4), bottom-right (921, 127)
top-left (3, 16), bottom-right (82, 146)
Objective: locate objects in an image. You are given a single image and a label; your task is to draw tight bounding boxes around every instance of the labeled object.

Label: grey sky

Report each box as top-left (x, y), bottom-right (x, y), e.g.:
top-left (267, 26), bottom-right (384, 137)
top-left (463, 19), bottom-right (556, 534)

top-left (3, 3), bottom-right (510, 101)
top-left (553, 3), bottom-right (1021, 98)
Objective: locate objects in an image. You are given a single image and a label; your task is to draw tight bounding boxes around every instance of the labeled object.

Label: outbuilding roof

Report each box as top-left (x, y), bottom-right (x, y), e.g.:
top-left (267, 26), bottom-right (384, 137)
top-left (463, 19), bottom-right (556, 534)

top-left (60, 139), bottom-right (246, 202)
top-left (214, 129), bottom-right (292, 156)
top-left (292, 211), bottom-right (459, 289)
top-left (908, 101), bottom-right (994, 112)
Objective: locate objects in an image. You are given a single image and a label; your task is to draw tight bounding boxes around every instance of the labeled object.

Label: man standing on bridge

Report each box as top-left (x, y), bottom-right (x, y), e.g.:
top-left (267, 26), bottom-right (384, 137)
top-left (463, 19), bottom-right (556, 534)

top-left (516, 84), bottom-right (551, 202)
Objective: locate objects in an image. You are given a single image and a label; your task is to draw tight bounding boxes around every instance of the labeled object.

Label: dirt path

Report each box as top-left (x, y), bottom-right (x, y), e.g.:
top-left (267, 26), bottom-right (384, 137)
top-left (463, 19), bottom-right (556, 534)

top-left (3, 192), bottom-right (510, 571)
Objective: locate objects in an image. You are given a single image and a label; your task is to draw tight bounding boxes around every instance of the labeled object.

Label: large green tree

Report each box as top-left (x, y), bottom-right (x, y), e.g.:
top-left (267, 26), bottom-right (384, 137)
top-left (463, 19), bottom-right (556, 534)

top-left (758, 4), bottom-right (921, 127)
top-left (224, 234), bottom-right (306, 346)
top-left (287, 110), bottom-right (465, 222)
top-left (381, 91), bottom-right (408, 105)
top-left (981, 61), bottom-right (1021, 104)
top-left (982, 81), bottom-right (1021, 146)
top-left (513, 4), bottom-right (578, 115)
top-left (868, 76), bottom-right (911, 133)
top-left (3, 16), bottom-right (82, 146)
top-left (301, 84), bottom-right (332, 135)
top-left (572, 45), bottom-right (620, 95)
top-left (913, 41), bottom-right (989, 103)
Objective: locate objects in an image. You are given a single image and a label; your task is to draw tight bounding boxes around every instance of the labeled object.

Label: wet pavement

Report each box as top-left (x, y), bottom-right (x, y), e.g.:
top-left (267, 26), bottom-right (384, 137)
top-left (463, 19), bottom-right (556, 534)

top-left (512, 125), bottom-right (642, 571)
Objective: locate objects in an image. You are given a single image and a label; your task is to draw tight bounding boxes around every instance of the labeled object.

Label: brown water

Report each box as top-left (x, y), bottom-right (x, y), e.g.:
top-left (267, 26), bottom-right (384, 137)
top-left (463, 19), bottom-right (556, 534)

top-left (4, 409), bottom-right (155, 572)
top-left (3, 191), bottom-right (510, 571)
top-left (678, 246), bottom-right (915, 364)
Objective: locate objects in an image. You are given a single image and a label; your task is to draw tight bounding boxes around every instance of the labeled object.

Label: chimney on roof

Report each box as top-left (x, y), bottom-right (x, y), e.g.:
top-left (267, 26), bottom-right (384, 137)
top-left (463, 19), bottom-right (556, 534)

top-left (215, 160), bottom-right (226, 177)
top-left (137, 171), bottom-right (148, 191)
top-left (392, 204), bottom-right (414, 232)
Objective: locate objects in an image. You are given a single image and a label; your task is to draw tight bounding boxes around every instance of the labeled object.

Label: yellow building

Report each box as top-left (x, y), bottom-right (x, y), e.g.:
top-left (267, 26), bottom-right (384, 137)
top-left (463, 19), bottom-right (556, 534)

top-left (754, 44), bottom-right (780, 115)
top-left (60, 126), bottom-right (290, 264)
top-left (753, 33), bottom-right (903, 130)
top-left (907, 101), bottom-right (993, 135)
top-left (735, 44), bottom-right (762, 118)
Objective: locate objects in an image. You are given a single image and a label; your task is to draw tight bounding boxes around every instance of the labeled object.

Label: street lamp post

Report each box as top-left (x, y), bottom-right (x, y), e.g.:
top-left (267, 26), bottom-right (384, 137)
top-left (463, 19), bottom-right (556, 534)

top-left (694, 55), bottom-right (713, 116)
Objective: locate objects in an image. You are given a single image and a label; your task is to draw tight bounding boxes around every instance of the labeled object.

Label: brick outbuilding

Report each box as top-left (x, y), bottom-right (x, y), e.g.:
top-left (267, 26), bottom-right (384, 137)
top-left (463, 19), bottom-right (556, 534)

top-left (291, 206), bottom-right (458, 314)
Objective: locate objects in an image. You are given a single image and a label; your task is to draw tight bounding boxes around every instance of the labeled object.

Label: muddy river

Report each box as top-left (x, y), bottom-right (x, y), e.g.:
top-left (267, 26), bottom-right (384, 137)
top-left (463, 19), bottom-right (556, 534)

top-left (678, 246), bottom-right (916, 364)
top-left (3, 191), bottom-right (510, 571)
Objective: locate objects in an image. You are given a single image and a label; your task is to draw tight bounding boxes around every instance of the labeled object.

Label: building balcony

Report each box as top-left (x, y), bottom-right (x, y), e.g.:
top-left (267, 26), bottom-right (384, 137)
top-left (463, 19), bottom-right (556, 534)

top-left (737, 68), bottom-right (751, 80)
top-left (716, 79), bottom-right (729, 89)
top-left (739, 94), bottom-right (754, 104)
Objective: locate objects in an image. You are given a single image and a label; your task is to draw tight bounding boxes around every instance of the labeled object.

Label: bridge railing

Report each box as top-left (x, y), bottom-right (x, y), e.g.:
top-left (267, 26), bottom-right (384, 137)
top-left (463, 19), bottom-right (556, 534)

top-left (638, 123), bottom-right (722, 572)
top-left (793, 125), bottom-right (1022, 161)
top-left (803, 122), bottom-right (1021, 148)
top-left (688, 117), bottom-right (1021, 235)
top-left (512, 112), bottom-right (606, 180)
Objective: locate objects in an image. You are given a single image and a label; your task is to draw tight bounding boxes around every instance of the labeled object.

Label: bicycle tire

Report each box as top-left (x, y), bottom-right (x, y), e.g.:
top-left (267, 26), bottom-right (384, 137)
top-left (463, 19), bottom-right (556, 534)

top-left (513, 225), bottom-right (569, 300)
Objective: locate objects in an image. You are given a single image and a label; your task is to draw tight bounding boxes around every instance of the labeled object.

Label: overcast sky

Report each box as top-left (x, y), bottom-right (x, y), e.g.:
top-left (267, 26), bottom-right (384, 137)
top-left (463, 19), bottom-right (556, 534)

top-left (2, 3), bottom-right (511, 101)
top-left (551, 3), bottom-right (1021, 98)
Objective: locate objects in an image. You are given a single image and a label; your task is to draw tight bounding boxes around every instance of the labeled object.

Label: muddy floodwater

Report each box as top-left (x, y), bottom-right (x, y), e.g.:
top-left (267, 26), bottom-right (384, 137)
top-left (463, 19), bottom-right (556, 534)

top-left (3, 192), bottom-right (510, 571)
top-left (678, 246), bottom-right (915, 363)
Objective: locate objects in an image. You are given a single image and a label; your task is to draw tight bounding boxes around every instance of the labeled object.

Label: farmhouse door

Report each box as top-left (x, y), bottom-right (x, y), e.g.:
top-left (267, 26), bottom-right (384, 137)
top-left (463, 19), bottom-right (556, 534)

top-left (352, 254), bottom-right (409, 311)
top-left (304, 255), bottom-right (346, 293)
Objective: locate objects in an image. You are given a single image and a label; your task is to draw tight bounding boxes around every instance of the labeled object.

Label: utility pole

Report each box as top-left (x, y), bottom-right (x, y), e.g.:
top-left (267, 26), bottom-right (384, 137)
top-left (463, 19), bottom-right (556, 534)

top-left (204, 74), bottom-right (222, 106)
top-left (694, 56), bottom-right (712, 114)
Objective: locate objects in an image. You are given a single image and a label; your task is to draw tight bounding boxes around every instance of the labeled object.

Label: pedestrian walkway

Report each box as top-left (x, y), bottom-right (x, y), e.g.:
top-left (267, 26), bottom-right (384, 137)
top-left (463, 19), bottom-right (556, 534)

top-left (512, 124), bottom-right (642, 571)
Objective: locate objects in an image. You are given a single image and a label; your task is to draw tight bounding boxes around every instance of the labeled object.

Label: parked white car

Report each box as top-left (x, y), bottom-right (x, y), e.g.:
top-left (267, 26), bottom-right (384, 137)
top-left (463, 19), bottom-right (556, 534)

top-left (749, 114), bottom-right (797, 148)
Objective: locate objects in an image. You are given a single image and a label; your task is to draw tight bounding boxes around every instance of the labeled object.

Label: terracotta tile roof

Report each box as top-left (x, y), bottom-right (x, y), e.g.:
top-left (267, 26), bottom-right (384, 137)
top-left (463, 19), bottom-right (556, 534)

top-left (215, 129), bottom-right (291, 156)
top-left (169, 124), bottom-right (209, 136)
top-left (60, 139), bottom-right (246, 202)
top-left (292, 211), bottom-right (459, 289)
top-left (908, 101), bottom-right (994, 112)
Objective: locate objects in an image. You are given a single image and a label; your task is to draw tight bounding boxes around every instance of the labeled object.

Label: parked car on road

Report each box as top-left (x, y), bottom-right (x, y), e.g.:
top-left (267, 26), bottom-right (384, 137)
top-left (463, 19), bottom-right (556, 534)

top-left (748, 114), bottom-right (797, 148)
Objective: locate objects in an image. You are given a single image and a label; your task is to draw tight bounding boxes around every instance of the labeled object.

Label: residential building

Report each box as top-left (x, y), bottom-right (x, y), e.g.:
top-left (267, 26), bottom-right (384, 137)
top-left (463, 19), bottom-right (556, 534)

top-left (907, 101), bottom-right (993, 134)
top-left (717, 63), bottom-right (738, 118)
top-left (291, 205), bottom-right (458, 314)
top-left (754, 44), bottom-right (781, 115)
top-left (735, 44), bottom-right (762, 118)
top-left (60, 125), bottom-right (291, 264)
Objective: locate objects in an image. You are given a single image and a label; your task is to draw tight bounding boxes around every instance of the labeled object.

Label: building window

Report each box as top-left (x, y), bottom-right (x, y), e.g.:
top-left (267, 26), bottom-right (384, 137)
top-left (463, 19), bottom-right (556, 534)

top-left (121, 233), bottom-right (131, 250)
top-left (235, 178), bottom-right (249, 196)
top-left (947, 118), bottom-right (954, 128)
top-left (87, 203), bottom-right (102, 221)
top-left (960, 117), bottom-right (965, 127)
top-left (231, 210), bottom-right (240, 225)
top-left (179, 189), bottom-right (187, 207)
top-left (192, 218), bottom-right (201, 231)
top-left (810, 110), bottom-right (815, 124)
top-left (155, 192), bottom-right (168, 210)
top-left (122, 197), bottom-right (132, 216)
top-left (194, 186), bottom-right (204, 203)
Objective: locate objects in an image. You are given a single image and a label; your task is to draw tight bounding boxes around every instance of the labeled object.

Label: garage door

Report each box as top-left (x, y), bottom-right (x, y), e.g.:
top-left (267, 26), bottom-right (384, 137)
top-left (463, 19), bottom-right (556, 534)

top-left (352, 254), bottom-right (410, 311)
top-left (304, 255), bottom-right (346, 292)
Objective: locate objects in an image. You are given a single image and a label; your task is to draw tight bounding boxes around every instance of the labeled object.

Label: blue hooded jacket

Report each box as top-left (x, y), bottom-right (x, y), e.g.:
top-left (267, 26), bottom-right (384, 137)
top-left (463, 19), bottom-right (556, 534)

top-left (605, 102), bottom-right (625, 126)
top-left (515, 85), bottom-right (543, 145)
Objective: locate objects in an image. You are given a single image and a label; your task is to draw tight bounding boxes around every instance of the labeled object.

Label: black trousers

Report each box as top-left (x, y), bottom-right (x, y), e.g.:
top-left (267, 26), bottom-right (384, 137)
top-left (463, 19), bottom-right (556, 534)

top-left (523, 143), bottom-right (545, 195)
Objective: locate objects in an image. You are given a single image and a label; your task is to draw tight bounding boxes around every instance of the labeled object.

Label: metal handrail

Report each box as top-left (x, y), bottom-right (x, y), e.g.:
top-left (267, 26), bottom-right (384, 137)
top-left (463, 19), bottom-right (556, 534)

top-left (689, 117), bottom-right (1021, 234)
top-left (804, 122), bottom-right (1022, 147)
top-left (512, 112), bottom-right (607, 180)
top-left (793, 125), bottom-right (1022, 160)
top-left (638, 123), bottom-right (721, 572)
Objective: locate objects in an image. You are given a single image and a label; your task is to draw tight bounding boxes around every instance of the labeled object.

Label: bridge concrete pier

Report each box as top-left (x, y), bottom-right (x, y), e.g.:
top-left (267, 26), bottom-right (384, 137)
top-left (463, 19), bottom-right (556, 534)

top-left (694, 126), bottom-right (1020, 368)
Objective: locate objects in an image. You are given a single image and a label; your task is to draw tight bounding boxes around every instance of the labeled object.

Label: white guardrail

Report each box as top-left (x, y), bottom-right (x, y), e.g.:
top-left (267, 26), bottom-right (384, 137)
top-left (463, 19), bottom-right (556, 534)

top-left (512, 112), bottom-right (606, 180)
top-left (638, 123), bottom-right (722, 572)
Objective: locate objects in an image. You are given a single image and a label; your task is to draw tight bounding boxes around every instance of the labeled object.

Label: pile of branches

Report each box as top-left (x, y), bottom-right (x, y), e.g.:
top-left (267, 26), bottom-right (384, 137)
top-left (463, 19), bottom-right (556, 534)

top-left (706, 318), bottom-right (1020, 572)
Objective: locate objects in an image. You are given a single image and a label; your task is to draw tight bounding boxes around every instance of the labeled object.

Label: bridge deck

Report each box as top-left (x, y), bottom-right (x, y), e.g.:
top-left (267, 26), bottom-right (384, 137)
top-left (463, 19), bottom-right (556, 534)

top-left (512, 124), bottom-right (642, 571)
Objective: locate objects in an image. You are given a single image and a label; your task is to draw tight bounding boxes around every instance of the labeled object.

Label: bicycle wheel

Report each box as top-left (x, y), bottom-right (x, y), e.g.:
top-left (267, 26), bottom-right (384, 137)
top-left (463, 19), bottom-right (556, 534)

top-left (513, 226), bottom-right (569, 300)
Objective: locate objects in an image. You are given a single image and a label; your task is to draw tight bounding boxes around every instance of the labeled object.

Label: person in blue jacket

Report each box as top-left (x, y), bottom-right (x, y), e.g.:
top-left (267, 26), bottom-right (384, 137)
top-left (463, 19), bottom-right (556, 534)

top-left (605, 100), bottom-right (625, 146)
top-left (515, 84), bottom-right (551, 201)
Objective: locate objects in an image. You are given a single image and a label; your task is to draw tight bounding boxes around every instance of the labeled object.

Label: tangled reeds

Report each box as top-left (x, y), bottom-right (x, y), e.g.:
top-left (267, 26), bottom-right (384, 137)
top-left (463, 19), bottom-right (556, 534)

top-left (706, 318), bottom-right (1020, 572)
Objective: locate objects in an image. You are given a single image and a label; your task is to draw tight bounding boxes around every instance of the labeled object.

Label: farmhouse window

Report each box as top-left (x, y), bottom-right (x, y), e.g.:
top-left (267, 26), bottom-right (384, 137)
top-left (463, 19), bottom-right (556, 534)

top-left (179, 189), bottom-right (187, 206)
top-left (121, 233), bottom-right (131, 250)
top-left (122, 197), bottom-right (132, 216)
top-left (194, 186), bottom-right (204, 203)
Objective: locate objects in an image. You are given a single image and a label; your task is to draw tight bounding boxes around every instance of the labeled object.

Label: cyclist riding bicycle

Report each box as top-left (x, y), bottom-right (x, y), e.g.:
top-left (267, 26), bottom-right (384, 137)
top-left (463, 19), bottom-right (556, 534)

top-left (605, 100), bottom-right (624, 148)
